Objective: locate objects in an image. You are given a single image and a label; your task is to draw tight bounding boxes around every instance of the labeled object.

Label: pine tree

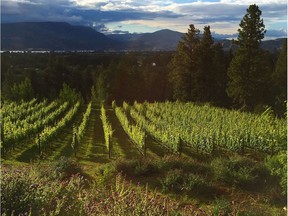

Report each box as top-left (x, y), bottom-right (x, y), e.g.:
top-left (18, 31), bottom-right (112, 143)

top-left (95, 72), bottom-right (108, 105)
top-left (210, 43), bottom-right (230, 106)
top-left (9, 77), bottom-right (35, 101)
top-left (194, 26), bottom-right (214, 102)
top-left (272, 40), bottom-right (287, 116)
top-left (169, 25), bottom-right (228, 103)
top-left (169, 24), bottom-right (201, 101)
top-left (227, 4), bottom-right (269, 110)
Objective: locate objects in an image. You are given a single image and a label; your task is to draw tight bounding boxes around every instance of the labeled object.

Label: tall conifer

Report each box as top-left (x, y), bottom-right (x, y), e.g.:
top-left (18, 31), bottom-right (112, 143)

top-left (227, 4), bottom-right (268, 110)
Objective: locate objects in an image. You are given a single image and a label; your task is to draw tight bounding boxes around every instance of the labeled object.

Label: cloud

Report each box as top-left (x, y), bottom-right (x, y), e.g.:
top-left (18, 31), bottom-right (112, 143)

top-left (70, 0), bottom-right (174, 12)
top-left (212, 31), bottom-right (238, 39)
top-left (111, 29), bottom-right (130, 34)
top-left (265, 29), bottom-right (287, 38)
top-left (92, 22), bottom-right (110, 32)
top-left (1, 0), bottom-right (287, 35)
top-left (220, 0), bottom-right (286, 4)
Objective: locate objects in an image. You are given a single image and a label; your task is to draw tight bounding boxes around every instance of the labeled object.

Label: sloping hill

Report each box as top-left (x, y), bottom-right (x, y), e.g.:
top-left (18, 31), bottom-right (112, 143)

top-left (1, 22), bottom-right (286, 52)
top-left (108, 29), bottom-right (183, 51)
top-left (1, 22), bottom-right (119, 50)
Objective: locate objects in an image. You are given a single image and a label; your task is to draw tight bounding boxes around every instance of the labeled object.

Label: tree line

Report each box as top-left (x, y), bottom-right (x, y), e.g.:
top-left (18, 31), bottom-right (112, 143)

top-left (169, 4), bottom-right (286, 115)
top-left (1, 4), bottom-right (286, 116)
top-left (2, 52), bottom-right (173, 104)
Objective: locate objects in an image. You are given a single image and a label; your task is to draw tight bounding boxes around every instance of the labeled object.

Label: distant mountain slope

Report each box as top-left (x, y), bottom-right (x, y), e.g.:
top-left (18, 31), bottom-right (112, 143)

top-left (109, 30), bottom-right (285, 52)
top-left (1, 22), bottom-right (286, 52)
top-left (107, 33), bottom-right (145, 42)
top-left (108, 29), bottom-right (183, 51)
top-left (1, 22), bottom-right (118, 50)
top-left (261, 38), bottom-right (286, 53)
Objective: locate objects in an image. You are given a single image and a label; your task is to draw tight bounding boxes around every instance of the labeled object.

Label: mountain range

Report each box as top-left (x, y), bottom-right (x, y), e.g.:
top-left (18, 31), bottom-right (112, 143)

top-left (1, 22), bottom-right (117, 51)
top-left (107, 29), bottom-right (183, 51)
top-left (1, 22), bottom-right (285, 52)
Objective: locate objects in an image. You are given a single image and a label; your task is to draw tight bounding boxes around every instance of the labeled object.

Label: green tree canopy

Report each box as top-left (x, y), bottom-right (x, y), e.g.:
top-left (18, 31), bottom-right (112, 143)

top-left (7, 77), bottom-right (35, 102)
top-left (272, 40), bottom-right (287, 116)
top-left (91, 71), bottom-right (109, 106)
top-left (236, 4), bottom-right (266, 50)
top-left (169, 24), bottom-right (200, 101)
top-left (59, 83), bottom-right (82, 104)
top-left (227, 4), bottom-right (270, 110)
top-left (169, 24), bottom-right (228, 104)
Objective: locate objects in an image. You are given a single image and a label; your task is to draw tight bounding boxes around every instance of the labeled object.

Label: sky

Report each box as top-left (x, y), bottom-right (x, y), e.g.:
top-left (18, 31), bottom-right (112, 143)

top-left (1, 0), bottom-right (287, 38)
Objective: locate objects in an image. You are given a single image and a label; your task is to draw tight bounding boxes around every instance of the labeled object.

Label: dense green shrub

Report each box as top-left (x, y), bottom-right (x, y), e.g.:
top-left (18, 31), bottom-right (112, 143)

top-left (161, 169), bottom-right (184, 193)
top-left (1, 169), bottom-right (38, 215)
top-left (265, 152), bottom-right (287, 194)
top-left (160, 169), bottom-right (210, 195)
top-left (133, 159), bottom-right (158, 176)
top-left (153, 155), bottom-right (210, 176)
top-left (51, 156), bottom-right (82, 179)
top-left (210, 156), bottom-right (257, 187)
top-left (183, 173), bottom-right (208, 192)
top-left (156, 155), bottom-right (186, 170)
top-left (95, 163), bottom-right (116, 186)
top-left (115, 158), bottom-right (158, 176)
top-left (1, 166), bottom-right (88, 216)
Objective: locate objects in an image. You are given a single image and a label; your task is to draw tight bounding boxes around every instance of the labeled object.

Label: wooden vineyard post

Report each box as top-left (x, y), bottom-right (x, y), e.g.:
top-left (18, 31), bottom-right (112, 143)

top-left (270, 143), bottom-right (275, 156)
top-left (144, 132), bottom-right (147, 158)
top-left (38, 134), bottom-right (41, 155)
top-left (211, 134), bottom-right (215, 155)
top-left (195, 134), bottom-right (199, 154)
top-left (108, 135), bottom-right (111, 159)
top-left (240, 138), bottom-right (245, 155)
top-left (71, 125), bottom-right (78, 157)
top-left (1, 121), bottom-right (5, 156)
top-left (178, 137), bottom-right (182, 157)
top-left (11, 124), bottom-right (15, 151)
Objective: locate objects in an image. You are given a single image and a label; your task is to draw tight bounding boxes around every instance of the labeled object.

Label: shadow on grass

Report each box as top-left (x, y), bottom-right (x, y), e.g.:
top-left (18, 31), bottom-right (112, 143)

top-left (84, 154), bottom-right (110, 163)
top-left (16, 145), bottom-right (40, 163)
top-left (77, 107), bottom-right (110, 163)
top-left (107, 109), bottom-right (141, 159)
top-left (145, 135), bottom-right (171, 157)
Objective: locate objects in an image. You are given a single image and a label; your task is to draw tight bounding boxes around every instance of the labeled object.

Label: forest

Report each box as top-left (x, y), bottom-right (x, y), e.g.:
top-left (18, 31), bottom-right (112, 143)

top-left (1, 36), bottom-right (286, 116)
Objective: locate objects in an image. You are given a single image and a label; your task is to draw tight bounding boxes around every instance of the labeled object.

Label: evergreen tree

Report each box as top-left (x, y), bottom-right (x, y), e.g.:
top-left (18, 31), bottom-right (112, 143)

top-left (227, 4), bottom-right (268, 110)
top-left (194, 26), bottom-right (214, 102)
top-left (272, 40), bottom-right (287, 116)
top-left (44, 56), bottom-right (68, 93)
top-left (210, 43), bottom-right (230, 106)
top-left (169, 24), bottom-right (228, 104)
top-left (59, 83), bottom-right (82, 104)
top-left (169, 24), bottom-right (200, 101)
top-left (8, 77), bottom-right (35, 101)
top-left (92, 72), bottom-right (108, 106)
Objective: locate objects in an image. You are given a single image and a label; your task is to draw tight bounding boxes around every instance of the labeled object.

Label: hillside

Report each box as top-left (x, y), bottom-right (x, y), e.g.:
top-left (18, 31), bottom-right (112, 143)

top-left (108, 29), bottom-right (183, 51)
top-left (1, 22), bottom-right (286, 52)
top-left (1, 22), bottom-right (119, 51)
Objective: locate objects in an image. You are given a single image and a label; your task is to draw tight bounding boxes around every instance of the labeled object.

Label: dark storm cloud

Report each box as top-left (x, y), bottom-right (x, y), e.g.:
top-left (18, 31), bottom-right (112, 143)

top-left (1, 0), bottom-right (286, 36)
top-left (1, 0), bottom-right (182, 26)
top-left (111, 29), bottom-right (130, 34)
top-left (1, 0), bottom-right (81, 23)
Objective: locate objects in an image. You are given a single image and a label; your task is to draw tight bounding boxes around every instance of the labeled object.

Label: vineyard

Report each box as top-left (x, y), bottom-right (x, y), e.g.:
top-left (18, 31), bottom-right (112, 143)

top-left (1, 99), bottom-right (286, 160)
top-left (1, 99), bottom-right (287, 215)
